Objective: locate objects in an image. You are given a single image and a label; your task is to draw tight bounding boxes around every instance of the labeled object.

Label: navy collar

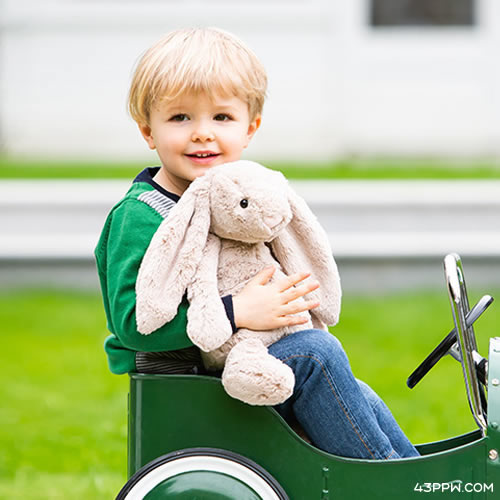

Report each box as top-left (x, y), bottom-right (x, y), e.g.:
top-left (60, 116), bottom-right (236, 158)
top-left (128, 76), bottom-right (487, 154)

top-left (134, 167), bottom-right (180, 203)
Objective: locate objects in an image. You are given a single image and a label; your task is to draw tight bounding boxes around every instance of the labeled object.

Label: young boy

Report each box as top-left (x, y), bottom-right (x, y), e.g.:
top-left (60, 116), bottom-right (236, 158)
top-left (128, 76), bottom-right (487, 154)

top-left (95, 27), bottom-right (419, 460)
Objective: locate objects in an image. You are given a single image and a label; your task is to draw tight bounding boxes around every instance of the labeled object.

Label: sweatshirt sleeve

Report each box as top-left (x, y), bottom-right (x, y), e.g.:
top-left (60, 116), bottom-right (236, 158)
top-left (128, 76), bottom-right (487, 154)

top-left (96, 198), bottom-right (193, 352)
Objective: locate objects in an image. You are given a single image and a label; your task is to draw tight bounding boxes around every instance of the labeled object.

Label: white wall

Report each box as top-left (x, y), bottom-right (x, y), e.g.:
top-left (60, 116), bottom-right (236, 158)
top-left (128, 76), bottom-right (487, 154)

top-left (1, 0), bottom-right (498, 162)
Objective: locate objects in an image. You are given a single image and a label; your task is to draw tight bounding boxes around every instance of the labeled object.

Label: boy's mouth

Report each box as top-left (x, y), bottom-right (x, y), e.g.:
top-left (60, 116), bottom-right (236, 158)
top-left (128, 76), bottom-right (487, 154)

top-left (185, 151), bottom-right (220, 159)
top-left (185, 151), bottom-right (221, 164)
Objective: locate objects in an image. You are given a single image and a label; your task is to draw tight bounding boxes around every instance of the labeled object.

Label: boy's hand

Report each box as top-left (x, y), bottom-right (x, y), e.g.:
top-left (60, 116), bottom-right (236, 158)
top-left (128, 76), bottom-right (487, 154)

top-left (232, 267), bottom-right (320, 331)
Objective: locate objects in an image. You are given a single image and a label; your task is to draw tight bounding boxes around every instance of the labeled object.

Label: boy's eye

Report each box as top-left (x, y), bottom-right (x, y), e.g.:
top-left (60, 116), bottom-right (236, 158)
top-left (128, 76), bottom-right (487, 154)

top-left (169, 114), bottom-right (189, 122)
top-left (214, 113), bottom-right (232, 122)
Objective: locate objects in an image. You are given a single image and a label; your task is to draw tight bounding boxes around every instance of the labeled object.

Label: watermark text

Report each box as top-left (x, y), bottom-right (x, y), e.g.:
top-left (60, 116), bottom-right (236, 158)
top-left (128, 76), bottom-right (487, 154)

top-left (414, 482), bottom-right (494, 494)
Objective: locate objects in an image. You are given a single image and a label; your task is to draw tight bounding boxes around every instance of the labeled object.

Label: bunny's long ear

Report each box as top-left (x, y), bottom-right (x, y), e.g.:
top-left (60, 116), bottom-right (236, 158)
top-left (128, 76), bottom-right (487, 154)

top-left (270, 188), bottom-right (341, 326)
top-left (136, 177), bottom-right (211, 334)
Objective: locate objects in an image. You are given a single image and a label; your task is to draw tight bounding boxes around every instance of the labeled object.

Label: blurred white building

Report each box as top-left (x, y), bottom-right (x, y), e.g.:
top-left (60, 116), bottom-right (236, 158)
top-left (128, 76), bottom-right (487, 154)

top-left (1, 0), bottom-right (499, 162)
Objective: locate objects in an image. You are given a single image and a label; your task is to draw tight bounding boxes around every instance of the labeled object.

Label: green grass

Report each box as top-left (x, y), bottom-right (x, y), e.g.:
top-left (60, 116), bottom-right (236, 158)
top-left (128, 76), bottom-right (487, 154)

top-left (0, 157), bottom-right (142, 180)
top-left (1, 288), bottom-right (498, 498)
top-left (0, 290), bottom-right (128, 499)
top-left (272, 158), bottom-right (500, 180)
top-left (2, 155), bottom-right (500, 179)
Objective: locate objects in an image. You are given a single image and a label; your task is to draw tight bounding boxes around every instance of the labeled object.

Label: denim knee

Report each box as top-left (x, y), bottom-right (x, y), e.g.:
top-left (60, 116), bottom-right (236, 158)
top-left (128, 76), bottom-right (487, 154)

top-left (271, 329), bottom-right (350, 376)
top-left (357, 379), bottom-right (382, 411)
top-left (291, 329), bottom-right (346, 362)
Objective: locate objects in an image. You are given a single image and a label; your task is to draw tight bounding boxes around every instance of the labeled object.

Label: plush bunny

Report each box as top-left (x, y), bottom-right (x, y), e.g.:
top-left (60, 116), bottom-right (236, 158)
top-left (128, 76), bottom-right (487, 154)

top-left (136, 161), bottom-right (341, 405)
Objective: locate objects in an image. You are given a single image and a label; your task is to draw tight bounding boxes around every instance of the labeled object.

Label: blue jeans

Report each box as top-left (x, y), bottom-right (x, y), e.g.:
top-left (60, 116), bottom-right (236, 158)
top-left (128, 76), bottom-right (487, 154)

top-left (268, 329), bottom-right (419, 460)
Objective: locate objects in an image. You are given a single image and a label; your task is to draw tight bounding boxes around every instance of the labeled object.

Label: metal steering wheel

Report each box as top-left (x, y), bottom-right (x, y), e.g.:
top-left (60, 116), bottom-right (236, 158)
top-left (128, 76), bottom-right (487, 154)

top-left (407, 254), bottom-right (491, 433)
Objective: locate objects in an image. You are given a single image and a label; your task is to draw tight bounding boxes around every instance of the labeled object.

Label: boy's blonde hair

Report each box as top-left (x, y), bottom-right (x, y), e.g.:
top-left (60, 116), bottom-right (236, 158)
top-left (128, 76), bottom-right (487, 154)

top-left (128, 27), bottom-right (267, 125)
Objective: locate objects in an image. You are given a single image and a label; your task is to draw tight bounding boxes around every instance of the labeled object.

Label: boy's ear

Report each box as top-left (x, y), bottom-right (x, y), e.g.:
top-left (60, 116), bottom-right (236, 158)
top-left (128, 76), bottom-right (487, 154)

top-left (138, 123), bottom-right (156, 150)
top-left (245, 115), bottom-right (261, 147)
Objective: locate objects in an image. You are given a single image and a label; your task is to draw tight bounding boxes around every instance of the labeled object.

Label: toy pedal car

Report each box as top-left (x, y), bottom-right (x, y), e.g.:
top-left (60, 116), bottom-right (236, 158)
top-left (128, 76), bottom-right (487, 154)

top-left (117, 254), bottom-right (500, 499)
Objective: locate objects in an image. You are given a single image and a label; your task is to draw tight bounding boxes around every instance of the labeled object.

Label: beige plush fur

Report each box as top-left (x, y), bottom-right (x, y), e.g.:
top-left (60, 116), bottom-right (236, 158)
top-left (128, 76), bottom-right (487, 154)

top-left (136, 161), bottom-right (341, 405)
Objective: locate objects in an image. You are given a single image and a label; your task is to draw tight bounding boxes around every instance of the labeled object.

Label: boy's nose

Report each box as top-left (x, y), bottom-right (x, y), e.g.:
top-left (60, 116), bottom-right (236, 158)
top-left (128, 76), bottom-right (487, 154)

top-left (191, 123), bottom-right (214, 142)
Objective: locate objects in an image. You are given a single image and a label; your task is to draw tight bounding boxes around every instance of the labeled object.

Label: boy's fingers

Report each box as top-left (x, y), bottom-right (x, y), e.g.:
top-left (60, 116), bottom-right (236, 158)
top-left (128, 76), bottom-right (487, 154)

top-left (282, 281), bottom-right (319, 303)
top-left (282, 300), bottom-right (320, 316)
top-left (254, 266), bottom-right (276, 285)
top-left (277, 314), bottom-right (310, 328)
top-left (276, 272), bottom-right (311, 292)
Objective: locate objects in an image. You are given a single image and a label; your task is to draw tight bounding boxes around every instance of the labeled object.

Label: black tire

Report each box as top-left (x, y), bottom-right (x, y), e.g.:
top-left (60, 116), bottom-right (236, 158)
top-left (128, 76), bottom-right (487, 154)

top-left (117, 447), bottom-right (289, 500)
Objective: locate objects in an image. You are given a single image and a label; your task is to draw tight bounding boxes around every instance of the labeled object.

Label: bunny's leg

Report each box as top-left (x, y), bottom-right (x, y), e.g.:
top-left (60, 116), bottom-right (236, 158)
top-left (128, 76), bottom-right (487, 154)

top-left (221, 337), bottom-right (295, 406)
top-left (187, 234), bottom-right (233, 352)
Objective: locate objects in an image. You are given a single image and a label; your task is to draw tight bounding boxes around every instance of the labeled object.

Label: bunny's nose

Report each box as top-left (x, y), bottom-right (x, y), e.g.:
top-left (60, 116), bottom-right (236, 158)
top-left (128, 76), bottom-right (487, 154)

top-left (264, 214), bottom-right (283, 229)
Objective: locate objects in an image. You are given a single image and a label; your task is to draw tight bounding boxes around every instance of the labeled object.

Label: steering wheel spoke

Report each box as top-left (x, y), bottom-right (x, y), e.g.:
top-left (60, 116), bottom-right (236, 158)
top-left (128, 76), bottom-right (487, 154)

top-left (407, 294), bottom-right (493, 389)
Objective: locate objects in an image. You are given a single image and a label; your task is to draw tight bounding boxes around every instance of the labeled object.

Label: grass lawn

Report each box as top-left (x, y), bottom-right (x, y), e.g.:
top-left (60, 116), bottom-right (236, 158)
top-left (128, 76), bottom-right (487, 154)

top-left (1, 288), bottom-right (498, 498)
top-left (0, 291), bottom-right (127, 499)
top-left (2, 155), bottom-right (500, 179)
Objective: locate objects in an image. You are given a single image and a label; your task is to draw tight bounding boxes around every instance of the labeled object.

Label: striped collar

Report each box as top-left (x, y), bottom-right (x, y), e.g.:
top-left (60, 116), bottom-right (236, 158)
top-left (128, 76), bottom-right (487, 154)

top-left (134, 167), bottom-right (180, 203)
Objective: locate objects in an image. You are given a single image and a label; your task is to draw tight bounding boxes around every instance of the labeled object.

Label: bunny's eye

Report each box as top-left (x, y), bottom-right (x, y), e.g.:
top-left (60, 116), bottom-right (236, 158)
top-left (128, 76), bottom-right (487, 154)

top-left (240, 199), bottom-right (249, 209)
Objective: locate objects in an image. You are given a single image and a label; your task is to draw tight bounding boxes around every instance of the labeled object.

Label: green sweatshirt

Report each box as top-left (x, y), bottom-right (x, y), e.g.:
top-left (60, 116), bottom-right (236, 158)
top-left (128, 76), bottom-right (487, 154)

top-left (94, 168), bottom-right (193, 374)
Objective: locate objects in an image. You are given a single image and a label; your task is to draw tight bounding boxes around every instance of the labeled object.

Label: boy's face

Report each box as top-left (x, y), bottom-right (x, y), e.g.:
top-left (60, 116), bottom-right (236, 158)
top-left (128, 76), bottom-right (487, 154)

top-left (139, 91), bottom-right (261, 195)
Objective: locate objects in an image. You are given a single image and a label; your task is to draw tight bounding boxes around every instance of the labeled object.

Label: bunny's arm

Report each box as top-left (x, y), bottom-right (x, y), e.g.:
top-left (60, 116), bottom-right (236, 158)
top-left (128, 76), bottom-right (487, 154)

top-left (187, 233), bottom-right (234, 352)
